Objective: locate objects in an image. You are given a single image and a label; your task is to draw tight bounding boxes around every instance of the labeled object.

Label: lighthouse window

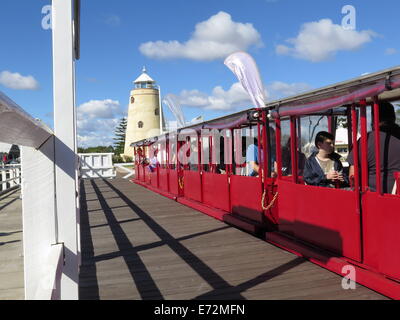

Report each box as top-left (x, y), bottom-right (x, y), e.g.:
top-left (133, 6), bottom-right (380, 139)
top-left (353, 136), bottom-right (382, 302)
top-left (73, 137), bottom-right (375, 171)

top-left (138, 121), bottom-right (144, 128)
top-left (155, 108), bottom-right (159, 116)
top-left (130, 96), bottom-right (135, 104)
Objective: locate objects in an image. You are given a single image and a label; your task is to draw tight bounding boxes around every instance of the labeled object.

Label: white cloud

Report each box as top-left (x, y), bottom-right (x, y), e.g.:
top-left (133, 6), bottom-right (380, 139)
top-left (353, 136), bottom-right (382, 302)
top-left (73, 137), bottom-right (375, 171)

top-left (177, 82), bottom-right (252, 111)
top-left (105, 14), bottom-right (121, 26)
top-left (78, 99), bottom-right (122, 120)
top-left (276, 19), bottom-right (375, 62)
top-left (385, 48), bottom-right (398, 55)
top-left (0, 71), bottom-right (39, 90)
top-left (77, 99), bottom-right (126, 147)
top-left (173, 81), bottom-right (312, 112)
top-left (266, 81), bottom-right (312, 100)
top-left (139, 11), bottom-right (263, 61)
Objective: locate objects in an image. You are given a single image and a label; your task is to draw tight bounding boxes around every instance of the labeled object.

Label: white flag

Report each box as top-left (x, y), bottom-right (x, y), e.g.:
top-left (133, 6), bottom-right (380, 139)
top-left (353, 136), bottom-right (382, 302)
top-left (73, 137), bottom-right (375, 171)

top-left (224, 51), bottom-right (266, 109)
top-left (163, 94), bottom-right (186, 128)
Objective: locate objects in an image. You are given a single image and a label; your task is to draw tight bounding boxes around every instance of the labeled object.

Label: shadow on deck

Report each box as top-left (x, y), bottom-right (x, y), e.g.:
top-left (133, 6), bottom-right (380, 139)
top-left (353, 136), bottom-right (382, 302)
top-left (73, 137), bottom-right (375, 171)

top-left (79, 177), bottom-right (387, 300)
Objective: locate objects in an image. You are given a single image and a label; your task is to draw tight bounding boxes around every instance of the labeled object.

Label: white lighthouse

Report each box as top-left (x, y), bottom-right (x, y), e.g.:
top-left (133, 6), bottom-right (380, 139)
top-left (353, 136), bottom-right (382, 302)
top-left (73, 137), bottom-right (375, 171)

top-left (124, 67), bottom-right (163, 157)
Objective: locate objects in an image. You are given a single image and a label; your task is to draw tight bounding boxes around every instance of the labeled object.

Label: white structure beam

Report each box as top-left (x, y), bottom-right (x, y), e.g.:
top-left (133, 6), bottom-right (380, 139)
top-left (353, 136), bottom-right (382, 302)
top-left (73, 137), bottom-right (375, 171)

top-left (0, 92), bottom-right (52, 148)
top-left (52, 0), bottom-right (79, 299)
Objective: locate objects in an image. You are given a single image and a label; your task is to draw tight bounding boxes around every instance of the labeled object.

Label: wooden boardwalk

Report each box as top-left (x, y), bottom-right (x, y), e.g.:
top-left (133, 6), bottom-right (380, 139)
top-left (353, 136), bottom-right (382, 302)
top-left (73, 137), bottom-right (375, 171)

top-left (0, 189), bottom-right (24, 300)
top-left (79, 176), bottom-right (388, 300)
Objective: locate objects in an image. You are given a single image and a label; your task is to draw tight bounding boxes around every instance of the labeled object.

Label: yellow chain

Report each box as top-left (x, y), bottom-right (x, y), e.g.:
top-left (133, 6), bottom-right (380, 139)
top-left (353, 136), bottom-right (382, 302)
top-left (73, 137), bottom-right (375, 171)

top-left (261, 190), bottom-right (279, 211)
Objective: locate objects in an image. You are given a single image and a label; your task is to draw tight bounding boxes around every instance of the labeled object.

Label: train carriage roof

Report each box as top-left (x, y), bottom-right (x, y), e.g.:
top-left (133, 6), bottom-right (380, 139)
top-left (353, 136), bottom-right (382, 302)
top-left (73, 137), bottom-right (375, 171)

top-left (268, 66), bottom-right (400, 118)
top-left (131, 66), bottom-right (400, 147)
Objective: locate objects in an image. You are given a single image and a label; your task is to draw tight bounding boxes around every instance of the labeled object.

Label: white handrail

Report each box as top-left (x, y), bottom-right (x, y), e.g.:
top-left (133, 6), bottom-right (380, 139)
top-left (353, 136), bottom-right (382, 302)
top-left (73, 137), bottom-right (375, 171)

top-left (0, 92), bottom-right (53, 149)
top-left (0, 164), bottom-right (21, 194)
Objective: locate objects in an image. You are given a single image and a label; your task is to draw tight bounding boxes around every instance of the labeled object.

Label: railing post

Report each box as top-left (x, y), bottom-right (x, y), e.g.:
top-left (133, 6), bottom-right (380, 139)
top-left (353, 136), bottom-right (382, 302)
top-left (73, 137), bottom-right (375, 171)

top-left (52, 0), bottom-right (79, 299)
top-left (1, 169), bottom-right (6, 191)
top-left (21, 138), bottom-right (58, 299)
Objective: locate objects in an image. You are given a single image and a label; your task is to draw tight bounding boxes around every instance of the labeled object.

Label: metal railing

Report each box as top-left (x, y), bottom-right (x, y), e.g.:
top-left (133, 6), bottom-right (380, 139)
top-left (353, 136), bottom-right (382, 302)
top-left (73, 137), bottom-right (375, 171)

top-left (78, 153), bottom-right (116, 179)
top-left (0, 164), bottom-right (21, 194)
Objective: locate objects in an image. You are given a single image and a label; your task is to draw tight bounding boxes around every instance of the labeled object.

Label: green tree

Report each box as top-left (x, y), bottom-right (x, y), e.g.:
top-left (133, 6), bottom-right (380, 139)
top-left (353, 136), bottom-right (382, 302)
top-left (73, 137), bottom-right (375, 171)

top-left (78, 146), bottom-right (114, 153)
top-left (113, 117), bottom-right (127, 155)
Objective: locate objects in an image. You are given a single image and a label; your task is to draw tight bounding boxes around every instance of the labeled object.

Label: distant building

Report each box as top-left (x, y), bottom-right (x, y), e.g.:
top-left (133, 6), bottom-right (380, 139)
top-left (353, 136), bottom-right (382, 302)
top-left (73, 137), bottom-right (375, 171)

top-left (335, 127), bottom-right (349, 164)
top-left (123, 67), bottom-right (165, 158)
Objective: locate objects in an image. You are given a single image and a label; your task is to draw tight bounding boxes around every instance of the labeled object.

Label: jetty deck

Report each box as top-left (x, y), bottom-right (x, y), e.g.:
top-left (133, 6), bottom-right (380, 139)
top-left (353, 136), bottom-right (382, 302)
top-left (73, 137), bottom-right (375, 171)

top-left (79, 176), bottom-right (388, 300)
top-left (0, 189), bottom-right (24, 300)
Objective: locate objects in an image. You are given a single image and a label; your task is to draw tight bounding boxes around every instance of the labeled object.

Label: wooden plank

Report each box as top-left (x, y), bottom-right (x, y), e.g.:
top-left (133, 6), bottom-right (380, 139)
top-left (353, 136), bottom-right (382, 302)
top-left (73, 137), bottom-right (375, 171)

top-left (79, 177), bottom-right (388, 300)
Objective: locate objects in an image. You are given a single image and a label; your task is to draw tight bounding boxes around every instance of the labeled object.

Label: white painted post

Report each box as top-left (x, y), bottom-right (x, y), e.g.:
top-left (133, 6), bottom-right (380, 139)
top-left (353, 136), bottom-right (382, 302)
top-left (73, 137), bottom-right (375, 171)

top-left (9, 167), bottom-right (15, 188)
top-left (21, 137), bottom-right (58, 299)
top-left (52, 0), bottom-right (79, 299)
top-left (1, 170), bottom-right (5, 191)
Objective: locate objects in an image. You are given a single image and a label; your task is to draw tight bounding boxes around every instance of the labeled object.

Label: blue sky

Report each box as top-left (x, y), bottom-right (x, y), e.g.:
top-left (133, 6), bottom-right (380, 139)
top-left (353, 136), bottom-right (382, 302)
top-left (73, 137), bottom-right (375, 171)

top-left (0, 0), bottom-right (399, 147)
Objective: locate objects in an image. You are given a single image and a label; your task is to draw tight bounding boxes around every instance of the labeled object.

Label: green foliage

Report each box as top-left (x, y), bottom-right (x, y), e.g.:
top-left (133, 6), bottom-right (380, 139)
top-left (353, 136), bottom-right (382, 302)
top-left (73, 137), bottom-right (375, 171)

top-left (112, 154), bottom-right (124, 163)
top-left (112, 154), bottom-right (132, 164)
top-left (78, 145), bottom-right (114, 153)
top-left (114, 117), bottom-right (127, 155)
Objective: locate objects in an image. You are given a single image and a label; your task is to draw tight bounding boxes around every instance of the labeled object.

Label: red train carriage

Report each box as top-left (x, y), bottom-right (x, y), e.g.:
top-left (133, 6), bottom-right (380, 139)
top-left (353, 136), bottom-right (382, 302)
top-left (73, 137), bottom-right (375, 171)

top-left (131, 66), bottom-right (400, 299)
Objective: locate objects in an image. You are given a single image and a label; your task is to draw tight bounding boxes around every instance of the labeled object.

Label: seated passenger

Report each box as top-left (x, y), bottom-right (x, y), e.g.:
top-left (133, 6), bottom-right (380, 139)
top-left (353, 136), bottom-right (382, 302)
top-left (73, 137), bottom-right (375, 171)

top-left (303, 131), bottom-right (348, 188)
top-left (147, 148), bottom-right (159, 172)
top-left (348, 101), bottom-right (400, 193)
top-left (246, 138), bottom-right (277, 177)
top-left (281, 138), bottom-right (307, 176)
top-left (246, 138), bottom-right (260, 176)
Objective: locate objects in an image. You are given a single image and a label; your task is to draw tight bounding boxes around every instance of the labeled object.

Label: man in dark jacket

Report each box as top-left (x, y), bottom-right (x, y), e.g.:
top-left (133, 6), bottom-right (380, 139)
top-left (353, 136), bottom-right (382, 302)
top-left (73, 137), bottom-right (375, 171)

top-left (304, 131), bottom-right (348, 188)
top-left (348, 101), bottom-right (400, 193)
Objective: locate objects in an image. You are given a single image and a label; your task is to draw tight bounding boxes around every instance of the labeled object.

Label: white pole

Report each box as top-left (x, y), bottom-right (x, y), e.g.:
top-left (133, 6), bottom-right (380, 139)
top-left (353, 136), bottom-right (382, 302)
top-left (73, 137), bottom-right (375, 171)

top-left (52, 0), bottom-right (79, 299)
top-left (158, 85), bottom-right (163, 135)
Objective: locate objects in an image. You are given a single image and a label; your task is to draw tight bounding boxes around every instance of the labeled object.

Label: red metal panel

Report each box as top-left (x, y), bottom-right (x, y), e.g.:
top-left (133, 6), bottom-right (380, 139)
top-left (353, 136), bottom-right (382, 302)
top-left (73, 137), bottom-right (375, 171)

top-left (158, 168), bottom-right (169, 192)
top-left (145, 168), bottom-right (151, 184)
top-left (202, 172), bottom-right (230, 212)
top-left (183, 170), bottom-right (202, 202)
top-left (150, 170), bottom-right (158, 188)
top-left (362, 192), bottom-right (400, 280)
top-left (277, 180), bottom-right (361, 261)
top-left (230, 175), bottom-right (263, 223)
top-left (139, 165), bottom-right (145, 182)
top-left (168, 170), bottom-right (179, 195)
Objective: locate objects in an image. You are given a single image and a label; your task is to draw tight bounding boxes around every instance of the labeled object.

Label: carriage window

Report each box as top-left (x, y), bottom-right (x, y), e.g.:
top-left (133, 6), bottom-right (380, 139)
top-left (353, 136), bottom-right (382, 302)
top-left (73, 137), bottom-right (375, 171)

top-left (168, 134), bottom-right (177, 170)
top-left (186, 136), bottom-right (199, 171)
top-left (201, 136), bottom-right (211, 172)
top-left (243, 127), bottom-right (258, 177)
top-left (334, 120), bottom-right (349, 165)
top-left (300, 116), bottom-right (328, 159)
top-left (156, 140), bottom-right (167, 169)
top-left (280, 119), bottom-right (292, 177)
top-left (268, 122), bottom-right (276, 178)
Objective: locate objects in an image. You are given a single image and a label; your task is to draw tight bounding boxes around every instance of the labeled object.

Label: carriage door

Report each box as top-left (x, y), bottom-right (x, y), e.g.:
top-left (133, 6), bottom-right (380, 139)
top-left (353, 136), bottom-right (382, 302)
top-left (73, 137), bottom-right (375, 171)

top-left (276, 115), bottom-right (362, 262)
top-left (360, 99), bottom-right (400, 281)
